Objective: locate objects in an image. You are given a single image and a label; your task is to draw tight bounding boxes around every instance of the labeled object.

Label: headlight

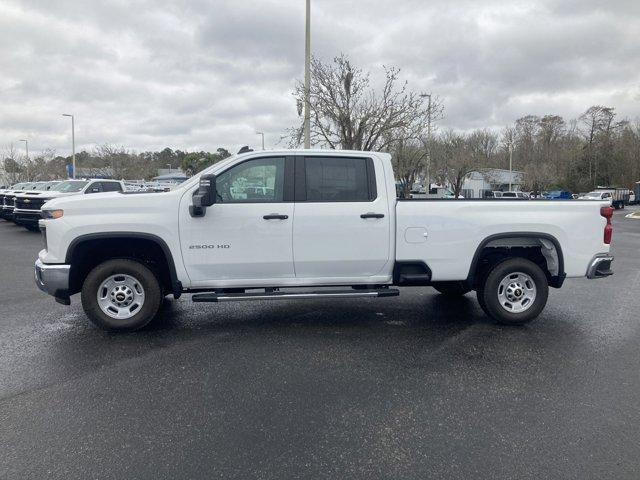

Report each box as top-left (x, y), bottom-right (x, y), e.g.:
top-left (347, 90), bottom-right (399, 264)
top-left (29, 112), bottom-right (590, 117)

top-left (41, 209), bottom-right (64, 219)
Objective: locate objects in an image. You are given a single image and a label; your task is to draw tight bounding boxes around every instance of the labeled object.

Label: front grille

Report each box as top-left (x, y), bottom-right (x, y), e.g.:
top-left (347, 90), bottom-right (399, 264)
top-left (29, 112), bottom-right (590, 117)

top-left (4, 195), bottom-right (15, 207)
top-left (15, 197), bottom-right (45, 210)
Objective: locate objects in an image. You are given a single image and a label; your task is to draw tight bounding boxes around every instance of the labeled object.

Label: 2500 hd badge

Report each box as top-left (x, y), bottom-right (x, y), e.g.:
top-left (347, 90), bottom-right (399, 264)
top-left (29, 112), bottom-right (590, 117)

top-left (189, 244), bottom-right (230, 249)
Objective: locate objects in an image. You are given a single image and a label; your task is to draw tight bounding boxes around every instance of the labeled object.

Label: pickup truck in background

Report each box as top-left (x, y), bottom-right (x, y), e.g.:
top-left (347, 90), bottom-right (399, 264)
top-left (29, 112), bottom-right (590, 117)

top-left (13, 179), bottom-right (124, 231)
top-left (35, 149), bottom-right (614, 332)
top-left (1, 182), bottom-right (44, 221)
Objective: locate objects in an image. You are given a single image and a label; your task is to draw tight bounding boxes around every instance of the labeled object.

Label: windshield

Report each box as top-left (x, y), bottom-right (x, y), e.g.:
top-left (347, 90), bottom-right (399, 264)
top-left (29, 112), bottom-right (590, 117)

top-left (53, 180), bottom-right (89, 192)
top-left (179, 154), bottom-right (239, 191)
top-left (548, 191), bottom-right (561, 196)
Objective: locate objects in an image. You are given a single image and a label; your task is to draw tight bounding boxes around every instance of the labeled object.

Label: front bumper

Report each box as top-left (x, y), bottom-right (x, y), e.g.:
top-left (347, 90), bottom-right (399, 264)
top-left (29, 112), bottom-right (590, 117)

top-left (34, 258), bottom-right (71, 302)
top-left (587, 254), bottom-right (614, 279)
top-left (1, 206), bottom-right (14, 219)
top-left (14, 209), bottom-right (41, 225)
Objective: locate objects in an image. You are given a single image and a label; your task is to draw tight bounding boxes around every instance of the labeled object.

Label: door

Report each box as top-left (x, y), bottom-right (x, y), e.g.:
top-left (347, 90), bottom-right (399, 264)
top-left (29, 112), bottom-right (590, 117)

top-left (180, 156), bottom-right (295, 284)
top-left (292, 155), bottom-right (391, 279)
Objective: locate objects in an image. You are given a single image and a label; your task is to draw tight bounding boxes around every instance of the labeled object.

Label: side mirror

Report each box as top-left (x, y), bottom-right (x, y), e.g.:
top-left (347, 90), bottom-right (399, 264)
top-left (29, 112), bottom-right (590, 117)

top-left (190, 174), bottom-right (216, 217)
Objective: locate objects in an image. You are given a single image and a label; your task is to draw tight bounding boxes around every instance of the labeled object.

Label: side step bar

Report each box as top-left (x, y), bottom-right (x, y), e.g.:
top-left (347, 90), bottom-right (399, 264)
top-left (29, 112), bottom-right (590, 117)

top-left (192, 288), bottom-right (400, 303)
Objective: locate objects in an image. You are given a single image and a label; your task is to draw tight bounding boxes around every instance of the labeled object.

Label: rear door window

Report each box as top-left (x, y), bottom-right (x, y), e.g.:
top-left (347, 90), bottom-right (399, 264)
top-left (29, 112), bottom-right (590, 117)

top-left (101, 182), bottom-right (123, 192)
top-left (300, 157), bottom-right (375, 202)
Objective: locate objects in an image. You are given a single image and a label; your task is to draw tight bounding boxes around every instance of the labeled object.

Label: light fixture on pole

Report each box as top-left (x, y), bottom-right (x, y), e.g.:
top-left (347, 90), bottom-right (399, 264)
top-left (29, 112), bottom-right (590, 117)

top-left (19, 139), bottom-right (29, 160)
top-left (303, 0), bottom-right (311, 149)
top-left (62, 114), bottom-right (76, 179)
top-left (256, 131), bottom-right (265, 150)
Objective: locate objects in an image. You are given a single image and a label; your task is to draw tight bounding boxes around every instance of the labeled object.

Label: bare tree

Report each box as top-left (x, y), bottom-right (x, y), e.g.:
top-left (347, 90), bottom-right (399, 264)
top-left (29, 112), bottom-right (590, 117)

top-left (390, 138), bottom-right (427, 197)
top-left (291, 54), bottom-right (442, 151)
top-left (437, 131), bottom-right (476, 198)
top-left (2, 144), bottom-right (23, 184)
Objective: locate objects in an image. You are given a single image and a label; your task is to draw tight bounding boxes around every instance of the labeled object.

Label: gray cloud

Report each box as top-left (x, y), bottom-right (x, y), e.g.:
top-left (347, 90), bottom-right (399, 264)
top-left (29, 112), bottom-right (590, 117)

top-left (1, 0), bottom-right (639, 156)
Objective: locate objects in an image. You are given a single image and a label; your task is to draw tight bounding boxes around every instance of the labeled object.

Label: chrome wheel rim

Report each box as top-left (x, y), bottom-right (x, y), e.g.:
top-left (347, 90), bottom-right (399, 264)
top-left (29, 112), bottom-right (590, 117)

top-left (497, 272), bottom-right (536, 313)
top-left (97, 274), bottom-right (145, 319)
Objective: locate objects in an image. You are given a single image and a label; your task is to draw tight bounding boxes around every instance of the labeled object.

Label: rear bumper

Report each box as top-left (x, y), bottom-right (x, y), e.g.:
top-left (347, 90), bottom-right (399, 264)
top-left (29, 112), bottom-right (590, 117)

top-left (34, 258), bottom-right (71, 302)
top-left (587, 254), bottom-right (614, 279)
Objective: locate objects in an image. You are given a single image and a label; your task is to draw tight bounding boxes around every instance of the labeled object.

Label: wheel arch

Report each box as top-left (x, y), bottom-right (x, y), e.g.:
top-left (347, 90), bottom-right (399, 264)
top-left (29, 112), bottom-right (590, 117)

top-left (65, 232), bottom-right (182, 297)
top-left (466, 232), bottom-right (565, 288)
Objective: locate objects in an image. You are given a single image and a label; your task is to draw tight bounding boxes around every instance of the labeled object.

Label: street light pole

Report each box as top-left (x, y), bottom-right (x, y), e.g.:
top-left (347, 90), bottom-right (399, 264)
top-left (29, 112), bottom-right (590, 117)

top-left (19, 139), bottom-right (28, 160)
top-left (420, 93), bottom-right (432, 190)
top-left (62, 114), bottom-right (75, 178)
top-left (256, 131), bottom-right (265, 150)
top-left (303, 0), bottom-right (311, 149)
top-left (508, 142), bottom-right (513, 191)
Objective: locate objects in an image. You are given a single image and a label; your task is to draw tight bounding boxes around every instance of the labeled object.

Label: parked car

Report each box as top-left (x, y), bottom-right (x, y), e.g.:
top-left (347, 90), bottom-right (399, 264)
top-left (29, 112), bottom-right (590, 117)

top-left (36, 149), bottom-right (614, 332)
top-left (579, 191), bottom-right (613, 206)
top-left (14, 179), bottom-right (124, 231)
top-left (494, 191), bottom-right (528, 199)
top-left (544, 190), bottom-right (573, 200)
top-left (581, 187), bottom-right (629, 209)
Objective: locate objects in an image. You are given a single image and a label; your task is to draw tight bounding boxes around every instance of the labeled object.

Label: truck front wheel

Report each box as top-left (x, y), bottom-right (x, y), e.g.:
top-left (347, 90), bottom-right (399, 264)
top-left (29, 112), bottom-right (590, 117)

top-left (81, 259), bottom-right (162, 331)
top-left (477, 258), bottom-right (548, 325)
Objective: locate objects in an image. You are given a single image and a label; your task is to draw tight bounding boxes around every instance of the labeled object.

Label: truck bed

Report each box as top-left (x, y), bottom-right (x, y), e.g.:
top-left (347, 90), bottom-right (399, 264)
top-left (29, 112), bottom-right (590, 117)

top-left (395, 199), bottom-right (608, 281)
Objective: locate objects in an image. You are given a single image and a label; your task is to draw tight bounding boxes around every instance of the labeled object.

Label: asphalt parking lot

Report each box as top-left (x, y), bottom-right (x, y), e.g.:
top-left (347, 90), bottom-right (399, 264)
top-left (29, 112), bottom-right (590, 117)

top-left (1, 210), bottom-right (639, 479)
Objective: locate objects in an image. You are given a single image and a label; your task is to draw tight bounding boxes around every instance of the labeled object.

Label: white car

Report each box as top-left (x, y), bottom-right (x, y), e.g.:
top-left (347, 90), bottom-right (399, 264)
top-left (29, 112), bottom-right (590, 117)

top-left (579, 191), bottom-right (613, 205)
top-left (494, 191), bottom-right (529, 199)
top-left (35, 149), bottom-right (614, 331)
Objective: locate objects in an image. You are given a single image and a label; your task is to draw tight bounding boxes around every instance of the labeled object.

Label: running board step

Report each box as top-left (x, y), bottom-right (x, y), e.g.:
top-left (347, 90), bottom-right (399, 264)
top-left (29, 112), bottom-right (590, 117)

top-left (192, 288), bottom-right (400, 303)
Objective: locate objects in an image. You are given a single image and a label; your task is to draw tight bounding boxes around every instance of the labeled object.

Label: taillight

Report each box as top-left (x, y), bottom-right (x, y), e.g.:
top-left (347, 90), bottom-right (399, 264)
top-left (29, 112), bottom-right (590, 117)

top-left (601, 206), bottom-right (613, 244)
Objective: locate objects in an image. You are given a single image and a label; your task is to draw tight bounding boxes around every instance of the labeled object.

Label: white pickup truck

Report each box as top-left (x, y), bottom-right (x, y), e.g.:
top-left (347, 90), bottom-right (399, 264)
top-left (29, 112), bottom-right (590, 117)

top-left (14, 179), bottom-right (124, 230)
top-left (34, 149), bottom-right (614, 331)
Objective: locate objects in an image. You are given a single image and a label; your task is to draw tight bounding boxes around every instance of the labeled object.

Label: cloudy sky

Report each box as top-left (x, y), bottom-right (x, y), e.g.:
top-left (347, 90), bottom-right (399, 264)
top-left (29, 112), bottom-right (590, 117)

top-left (1, 0), bottom-right (639, 156)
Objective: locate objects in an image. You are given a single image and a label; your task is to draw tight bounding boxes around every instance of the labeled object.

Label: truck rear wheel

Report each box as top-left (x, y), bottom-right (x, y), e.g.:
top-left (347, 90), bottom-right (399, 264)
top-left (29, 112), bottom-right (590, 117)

top-left (477, 258), bottom-right (548, 325)
top-left (81, 259), bottom-right (162, 331)
top-left (432, 282), bottom-right (471, 296)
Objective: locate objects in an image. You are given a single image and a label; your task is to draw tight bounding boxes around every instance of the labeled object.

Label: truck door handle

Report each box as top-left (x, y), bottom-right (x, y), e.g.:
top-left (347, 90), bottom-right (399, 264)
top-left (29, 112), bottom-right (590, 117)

top-left (263, 214), bottom-right (289, 220)
top-left (360, 212), bottom-right (385, 219)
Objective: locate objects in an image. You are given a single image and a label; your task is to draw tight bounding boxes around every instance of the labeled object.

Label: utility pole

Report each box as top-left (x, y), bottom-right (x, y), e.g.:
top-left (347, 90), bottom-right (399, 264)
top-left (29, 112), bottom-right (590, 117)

top-left (62, 114), bottom-right (76, 178)
top-left (303, 0), bottom-right (311, 149)
top-left (421, 93), bottom-right (432, 190)
top-left (19, 139), bottom-right (28, 160)
top-left (256, 131), bottom-right (265, 150)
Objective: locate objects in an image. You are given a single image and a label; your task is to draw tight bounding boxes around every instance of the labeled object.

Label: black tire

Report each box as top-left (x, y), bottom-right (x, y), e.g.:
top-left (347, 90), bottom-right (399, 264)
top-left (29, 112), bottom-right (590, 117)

top-left (81, 259), bottom-right (162, 332)
top-left (478, 257), bottom-right (549, 325)
top-left (432, 281), bottom-right (471, 296)
top-left (475, 280), bottom-right (490, 317)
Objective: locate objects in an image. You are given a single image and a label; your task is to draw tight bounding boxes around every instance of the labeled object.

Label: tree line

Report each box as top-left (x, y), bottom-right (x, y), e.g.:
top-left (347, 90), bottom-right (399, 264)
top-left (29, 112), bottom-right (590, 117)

top-left (1, 144), bottom-right (231, 184)
top-left (292, 55), bottom-right (640, 197)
